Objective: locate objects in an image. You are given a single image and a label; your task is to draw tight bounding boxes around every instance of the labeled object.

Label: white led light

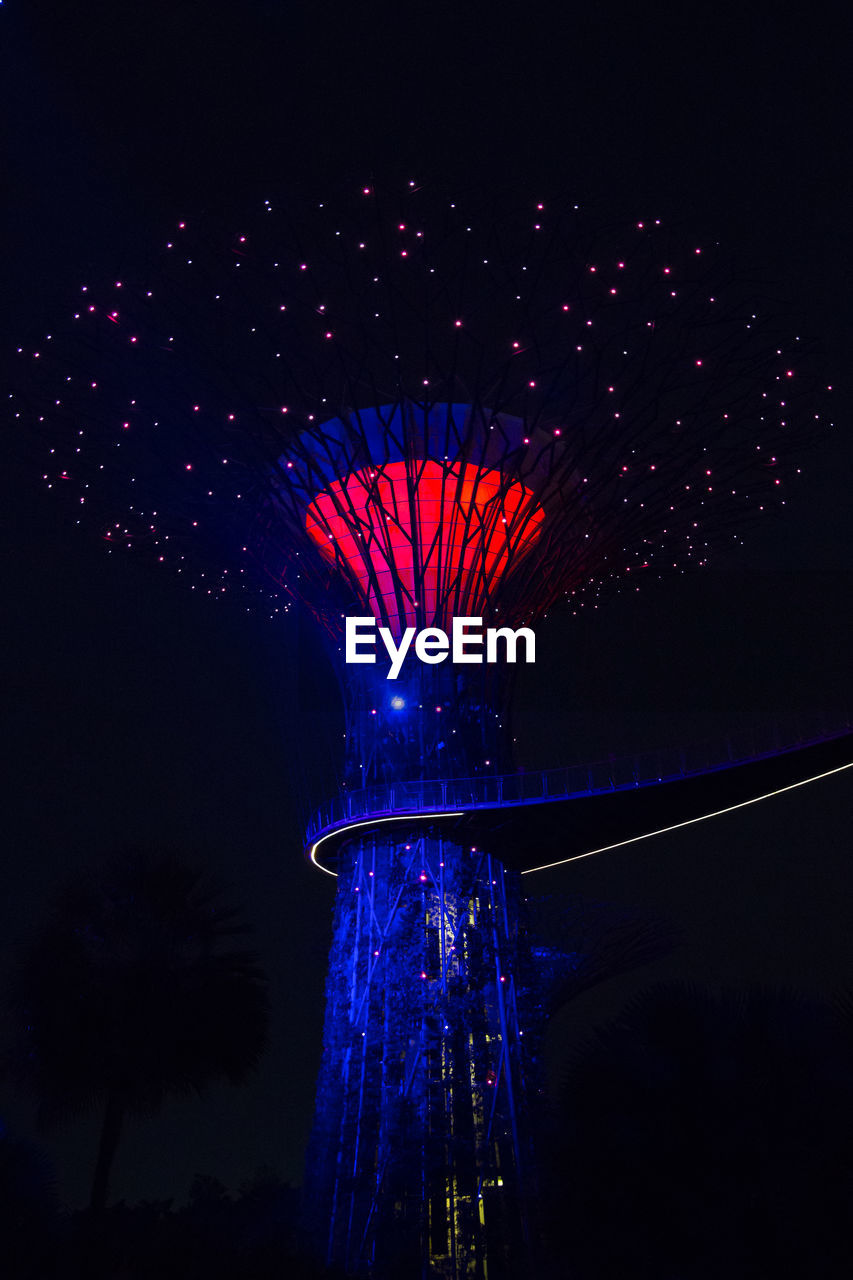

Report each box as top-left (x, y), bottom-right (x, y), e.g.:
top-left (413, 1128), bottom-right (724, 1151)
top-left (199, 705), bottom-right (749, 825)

top-left (522, 761), bottom-right (853, 875)
top-left (309, 812), bottom-right (465, 877)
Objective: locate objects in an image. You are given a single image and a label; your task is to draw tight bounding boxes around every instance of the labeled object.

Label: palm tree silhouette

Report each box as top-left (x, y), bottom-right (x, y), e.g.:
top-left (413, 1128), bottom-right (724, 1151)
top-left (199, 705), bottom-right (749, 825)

top-left (8, 852), bottom-right (269, 1210)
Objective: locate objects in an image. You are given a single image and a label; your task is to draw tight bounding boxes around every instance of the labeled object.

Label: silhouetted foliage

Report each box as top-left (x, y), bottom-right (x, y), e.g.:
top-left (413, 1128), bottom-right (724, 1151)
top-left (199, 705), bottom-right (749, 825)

top-left (7, 851), bottom-right (269, 1210)
top-left (0, 1122), bottom-right (59, 1278)
top-left (541, 983), bottom-right (853, 1278)
top-left (18, 1171), bottom-right (341, 1280)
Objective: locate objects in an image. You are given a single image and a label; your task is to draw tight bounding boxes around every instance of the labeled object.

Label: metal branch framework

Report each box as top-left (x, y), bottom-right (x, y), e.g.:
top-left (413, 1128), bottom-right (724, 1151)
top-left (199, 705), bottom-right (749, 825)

top-left (16, 186), bottom-right (827, 629)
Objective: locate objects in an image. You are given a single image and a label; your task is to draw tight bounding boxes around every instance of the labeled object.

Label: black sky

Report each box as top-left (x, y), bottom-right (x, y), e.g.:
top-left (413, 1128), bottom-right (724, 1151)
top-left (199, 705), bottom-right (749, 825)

top-left (2, 0), bottom-right (852, 1208)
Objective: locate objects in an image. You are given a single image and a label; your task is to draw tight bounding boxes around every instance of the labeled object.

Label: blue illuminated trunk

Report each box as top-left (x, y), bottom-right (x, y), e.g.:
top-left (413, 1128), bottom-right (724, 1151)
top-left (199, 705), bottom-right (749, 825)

top-left (304, 833), bottom-right (534, 1278)
top-left (296, 404), bottom-right (542, 1276)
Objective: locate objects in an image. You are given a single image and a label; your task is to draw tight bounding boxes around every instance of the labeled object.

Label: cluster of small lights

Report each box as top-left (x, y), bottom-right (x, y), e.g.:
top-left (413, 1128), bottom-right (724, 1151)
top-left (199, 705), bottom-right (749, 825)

top-left (12, 181), bottom-right (831, 628)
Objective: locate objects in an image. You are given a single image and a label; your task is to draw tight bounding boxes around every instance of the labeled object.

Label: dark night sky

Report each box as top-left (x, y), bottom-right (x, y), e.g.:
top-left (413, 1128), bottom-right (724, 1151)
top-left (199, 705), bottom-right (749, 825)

top-left (2, 0), bottom-right (853, 1209)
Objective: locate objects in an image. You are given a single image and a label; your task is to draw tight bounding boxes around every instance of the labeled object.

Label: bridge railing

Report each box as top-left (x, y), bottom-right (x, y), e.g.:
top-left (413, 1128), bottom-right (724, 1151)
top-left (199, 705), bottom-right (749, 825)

top-left (305, 710), bottom-right (851, 843)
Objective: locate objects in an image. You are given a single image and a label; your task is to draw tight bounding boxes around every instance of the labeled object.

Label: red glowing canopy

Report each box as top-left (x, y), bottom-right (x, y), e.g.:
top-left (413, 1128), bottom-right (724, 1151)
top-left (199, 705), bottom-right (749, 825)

top-left (305, 460), bottom-right (545, 631)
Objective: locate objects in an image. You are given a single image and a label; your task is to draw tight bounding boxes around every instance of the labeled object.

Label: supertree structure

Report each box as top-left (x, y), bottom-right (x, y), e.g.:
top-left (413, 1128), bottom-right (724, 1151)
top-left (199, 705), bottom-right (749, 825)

top-left (13, 183), bottom-right (838, 1277)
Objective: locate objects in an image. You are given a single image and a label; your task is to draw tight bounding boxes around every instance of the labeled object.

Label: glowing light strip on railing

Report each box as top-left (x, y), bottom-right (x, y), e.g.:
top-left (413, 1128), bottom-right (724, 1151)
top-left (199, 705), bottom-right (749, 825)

top-left (521, 760), bottom-right (853, 874)
top-left (307, 760), bottom-right (853, 878)
top-left (308, 812), bottom-right (466, 877)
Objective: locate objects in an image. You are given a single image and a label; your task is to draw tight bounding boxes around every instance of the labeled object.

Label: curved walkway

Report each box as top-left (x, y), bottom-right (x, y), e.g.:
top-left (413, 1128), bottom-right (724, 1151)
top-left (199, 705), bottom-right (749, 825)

top-left (307, 714), bottom-right (853, 876)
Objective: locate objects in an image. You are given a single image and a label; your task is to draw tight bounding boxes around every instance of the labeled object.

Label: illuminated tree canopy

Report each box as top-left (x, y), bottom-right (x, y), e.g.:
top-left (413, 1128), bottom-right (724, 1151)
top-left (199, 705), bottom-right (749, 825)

top-left (13, 184), bottom-right (831, 631)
